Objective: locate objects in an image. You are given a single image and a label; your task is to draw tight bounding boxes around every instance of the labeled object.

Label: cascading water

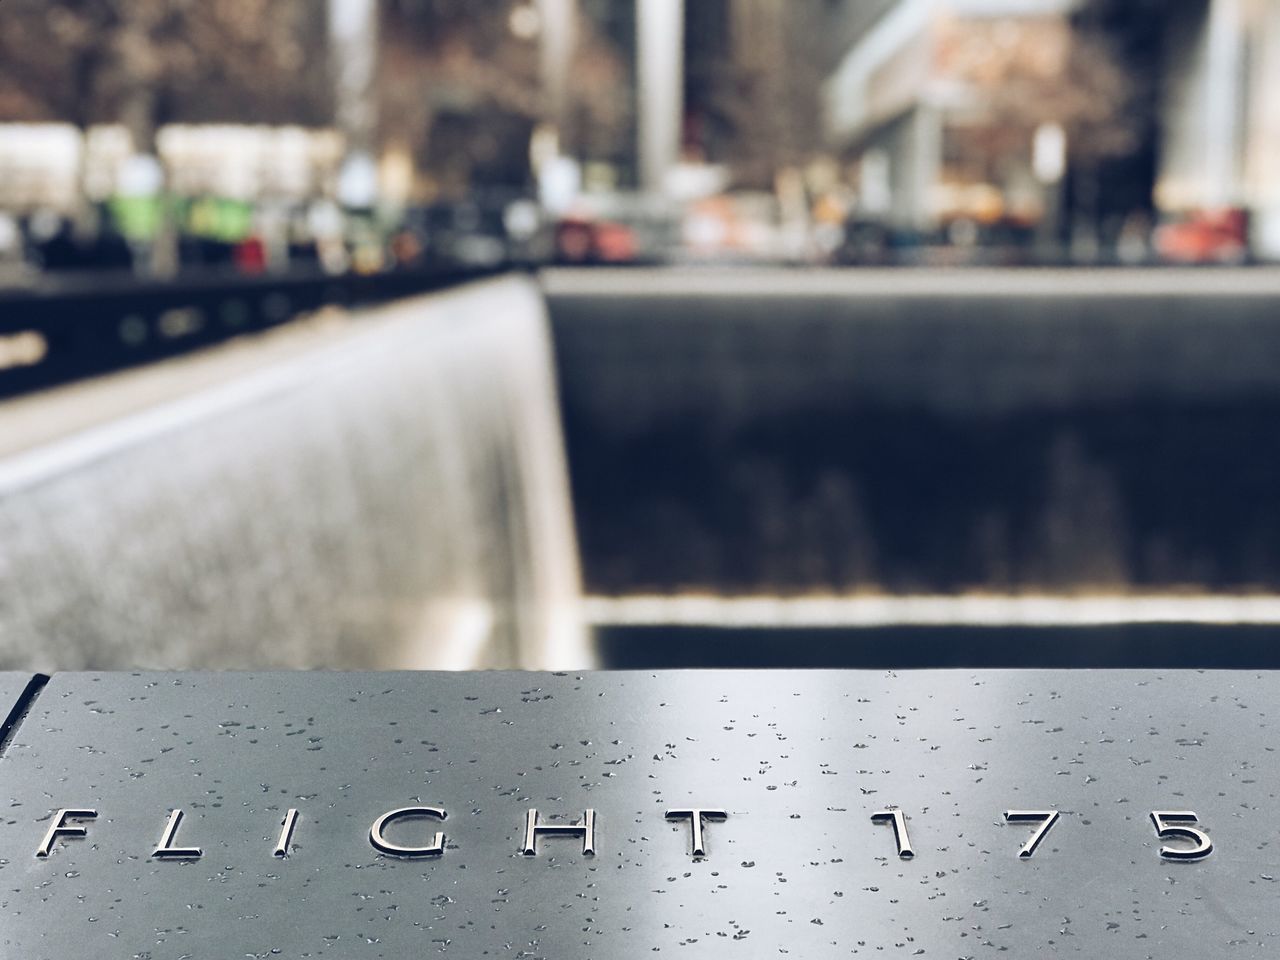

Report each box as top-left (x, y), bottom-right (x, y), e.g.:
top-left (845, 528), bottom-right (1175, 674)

top-left (0, 277), bottom-right (587, 670)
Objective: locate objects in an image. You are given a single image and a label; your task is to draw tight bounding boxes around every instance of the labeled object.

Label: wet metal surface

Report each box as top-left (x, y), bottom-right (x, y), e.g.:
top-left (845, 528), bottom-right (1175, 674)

top-left (1, 669), bottom-right (1277, 957)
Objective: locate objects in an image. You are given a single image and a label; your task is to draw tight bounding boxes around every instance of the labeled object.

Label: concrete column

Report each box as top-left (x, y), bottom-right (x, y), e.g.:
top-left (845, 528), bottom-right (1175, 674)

top-left (637, 0), bottom-right (685, 194)
top-left (1248, 0), bottom-right (1280, 258)
top-left (911, 102), bottom-right (942, 232)
top-left (537, 0), bottom-right (577, 134)
top-left (329, 0), bottom-right (380, 206)
top-left (1204, 0), bottom-right (1243, 207)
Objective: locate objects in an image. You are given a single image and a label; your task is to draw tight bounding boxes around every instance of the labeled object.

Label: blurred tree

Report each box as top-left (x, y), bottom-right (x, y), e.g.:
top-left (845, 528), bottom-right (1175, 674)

top-left (686, 0), bottom-right (827, 190)
top-left (937, 6), bottom-right (1161, 248)
top-left (938, 16), bottom-right (1139, 167)
top-left (379, 0), bottom-right (539, 193)
top-left (0, 0), bottom-right (330, 144)
top-left (1069, 0), bottom-right (1167, 223)
top-left (379, 0), bottom-right (629, 195)
top-left (561, 7), bottom-right (632, 176)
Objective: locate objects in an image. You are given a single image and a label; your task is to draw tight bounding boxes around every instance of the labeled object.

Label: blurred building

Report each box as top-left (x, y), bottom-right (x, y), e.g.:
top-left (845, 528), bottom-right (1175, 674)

top-left (0, 125), bottom-right (91, 214)
top-left (823, 0), bottom-right (1094, 243)
top-left (824, 0), bottom-right (1280, 262)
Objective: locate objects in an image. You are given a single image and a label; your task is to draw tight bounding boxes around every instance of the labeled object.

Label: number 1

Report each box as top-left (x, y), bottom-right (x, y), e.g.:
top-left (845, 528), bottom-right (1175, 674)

top-left (871, 809), bottom-right (914, 859)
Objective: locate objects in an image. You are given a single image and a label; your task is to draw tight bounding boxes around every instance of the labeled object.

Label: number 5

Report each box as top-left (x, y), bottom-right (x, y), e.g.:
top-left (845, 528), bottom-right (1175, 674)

top-left (1149, 811), bottom-right (1212, 861)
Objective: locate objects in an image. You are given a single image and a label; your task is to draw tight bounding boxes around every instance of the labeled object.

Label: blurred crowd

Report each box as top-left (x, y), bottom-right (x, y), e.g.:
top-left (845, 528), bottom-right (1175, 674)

top-left (1, 182), bottom-right (1249, 287)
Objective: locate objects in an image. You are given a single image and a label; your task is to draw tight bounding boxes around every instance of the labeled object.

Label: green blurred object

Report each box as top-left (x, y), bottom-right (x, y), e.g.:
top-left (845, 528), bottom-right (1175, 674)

top-left (183, 196), bottom-right (255, 243)
top-left (108, 195), bottom-right (166, 241)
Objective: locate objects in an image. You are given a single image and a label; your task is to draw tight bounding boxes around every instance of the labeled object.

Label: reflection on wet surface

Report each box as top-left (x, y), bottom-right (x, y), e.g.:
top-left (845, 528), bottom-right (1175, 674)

top-left (0, 669), bottom-right (1272, 957)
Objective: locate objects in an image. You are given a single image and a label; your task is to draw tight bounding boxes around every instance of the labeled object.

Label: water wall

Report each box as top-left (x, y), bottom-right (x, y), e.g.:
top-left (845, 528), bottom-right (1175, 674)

top-left (0, 276), bottom-right (586, 670)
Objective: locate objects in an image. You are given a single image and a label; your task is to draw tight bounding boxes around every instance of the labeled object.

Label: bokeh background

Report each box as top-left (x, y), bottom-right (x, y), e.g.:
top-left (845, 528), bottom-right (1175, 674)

top-left (0, 0), bottom-right (1272, 275)
top-left (2, 0), bottom-right (1279, 673)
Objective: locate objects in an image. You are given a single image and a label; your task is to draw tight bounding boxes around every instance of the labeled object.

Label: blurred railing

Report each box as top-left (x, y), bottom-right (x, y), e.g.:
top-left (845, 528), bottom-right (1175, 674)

top-left (0, 266), bottom-right (502, 398)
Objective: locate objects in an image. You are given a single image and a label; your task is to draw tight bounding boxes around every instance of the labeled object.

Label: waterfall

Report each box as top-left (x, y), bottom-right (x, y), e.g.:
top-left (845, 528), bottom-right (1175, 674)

top-left (0, 276), bottom-right (588, 670)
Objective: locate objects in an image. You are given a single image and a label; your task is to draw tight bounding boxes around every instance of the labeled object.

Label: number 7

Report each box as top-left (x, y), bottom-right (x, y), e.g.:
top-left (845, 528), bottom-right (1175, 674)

top-left (1004, 810), bottom-right (1060, 858)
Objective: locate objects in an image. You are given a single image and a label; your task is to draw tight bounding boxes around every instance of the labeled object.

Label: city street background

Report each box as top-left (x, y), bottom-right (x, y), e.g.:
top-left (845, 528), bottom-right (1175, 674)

top-left (2, 0), bottom-right (1279, 671)
top-left (1, 0), bottom-right (1272, 278)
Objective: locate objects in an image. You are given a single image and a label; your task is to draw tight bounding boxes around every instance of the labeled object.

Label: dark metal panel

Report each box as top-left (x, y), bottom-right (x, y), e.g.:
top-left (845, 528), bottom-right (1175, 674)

top-left (545, 268), bottom-right (1280, 595)
top-left (595, 622), bottom-right (1280, 669)
top-left (0, 266), bottom-right (502, 398)
top-left (0, 670), bottom-right (1275, 957)
top-left (0, 672), bottom-right (42, 757)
